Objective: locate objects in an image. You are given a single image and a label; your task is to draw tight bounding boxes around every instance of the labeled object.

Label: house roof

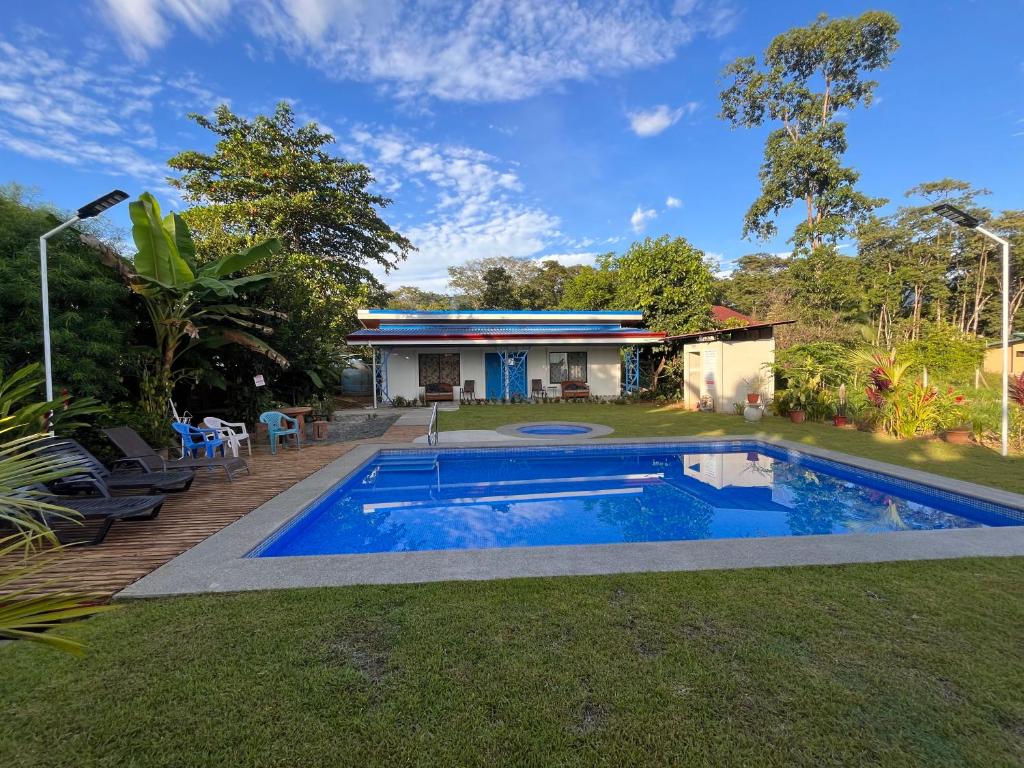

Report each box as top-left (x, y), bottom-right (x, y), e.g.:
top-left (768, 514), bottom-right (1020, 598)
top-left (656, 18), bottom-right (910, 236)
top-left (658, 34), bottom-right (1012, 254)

top-left (357, 309), bottom-right (645, 327)
top-left (347, 323), bottom-right (665, 346)
top-left (985, 333), bottom-right (1024, 348)
top-left (711, 305), bottom-right (754, 324)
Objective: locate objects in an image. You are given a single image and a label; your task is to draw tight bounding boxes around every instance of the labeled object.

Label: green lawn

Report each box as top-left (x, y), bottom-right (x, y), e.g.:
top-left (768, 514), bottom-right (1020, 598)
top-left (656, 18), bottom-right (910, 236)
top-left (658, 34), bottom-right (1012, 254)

top-left (2, 559), bottom-right (1022, 767)
top-left (441, 403), bottom-right (1024, 494)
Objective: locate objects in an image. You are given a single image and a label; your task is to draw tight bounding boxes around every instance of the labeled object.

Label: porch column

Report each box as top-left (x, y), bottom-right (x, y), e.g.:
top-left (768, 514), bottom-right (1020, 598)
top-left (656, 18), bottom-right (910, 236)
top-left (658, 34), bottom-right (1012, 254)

top-left (373, 347), bottom-right (392, 406)
top-left (623, 345), bottom-right (640, 394)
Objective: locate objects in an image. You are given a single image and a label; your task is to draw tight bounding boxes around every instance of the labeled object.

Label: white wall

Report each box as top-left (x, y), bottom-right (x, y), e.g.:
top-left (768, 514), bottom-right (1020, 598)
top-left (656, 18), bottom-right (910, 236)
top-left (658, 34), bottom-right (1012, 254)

top-left (681, 336), bottom-right (775, 411)
top-left (379, 345), bottom-right (624, 402)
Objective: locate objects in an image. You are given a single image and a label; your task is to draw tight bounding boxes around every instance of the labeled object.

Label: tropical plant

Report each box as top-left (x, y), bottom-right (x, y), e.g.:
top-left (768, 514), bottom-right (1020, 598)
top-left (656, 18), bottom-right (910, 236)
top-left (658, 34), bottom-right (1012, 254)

top-left (116, 192), bottom-right (287, 434)
top-left (0, 363), bottom-right (114, 653)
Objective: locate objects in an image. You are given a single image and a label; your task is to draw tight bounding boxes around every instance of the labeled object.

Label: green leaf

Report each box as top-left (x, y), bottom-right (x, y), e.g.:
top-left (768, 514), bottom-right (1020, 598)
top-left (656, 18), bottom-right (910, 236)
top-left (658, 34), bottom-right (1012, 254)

top-left (129, 193), bottom-right (194, 288)
top-left (205, 239), bottom-right (282, 278)
top-left (163, 212), bottom-right (197, 273)
top-left (194, 276), bottom-right (237, 298)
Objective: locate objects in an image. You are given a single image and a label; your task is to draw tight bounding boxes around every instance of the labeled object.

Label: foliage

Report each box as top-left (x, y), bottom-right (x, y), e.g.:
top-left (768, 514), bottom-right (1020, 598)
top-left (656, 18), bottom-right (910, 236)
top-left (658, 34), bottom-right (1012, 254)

top-left (719, 11), bottom-right (899, 251)
top-left (0, 364), bottom-right (115, 654)
top-left (0, 189), bottom-right (138, 403)
top-left (445, 256), bottom-right (584, 310)
top-left (894, 322), bottom-right (985, 386)
top-left (168, 102), bottom-right (411, 402)
top-left (112, 192), bottom-right (286, 436)
top-left (561, 237), bottom-right (713, 335)
top-left (857, 350), bottom-right (968, 438)
top-left (387, 286), bottom-right (454, 310)
top-left (775, 342), bottom-right (855, 388)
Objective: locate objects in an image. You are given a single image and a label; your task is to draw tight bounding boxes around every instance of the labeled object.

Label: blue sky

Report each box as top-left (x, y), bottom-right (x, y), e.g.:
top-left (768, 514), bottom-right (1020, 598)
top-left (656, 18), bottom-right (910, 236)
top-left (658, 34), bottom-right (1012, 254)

top-left (1, 1), bottom-right (1021, 290)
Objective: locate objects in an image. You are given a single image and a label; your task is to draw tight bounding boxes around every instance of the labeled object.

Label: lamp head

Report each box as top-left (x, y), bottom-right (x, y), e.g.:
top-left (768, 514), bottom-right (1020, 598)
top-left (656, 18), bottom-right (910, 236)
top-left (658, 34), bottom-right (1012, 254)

top-left (932, 203), bottom-right (981, 229)
top-left (76, 190), bottom-right (129, 219)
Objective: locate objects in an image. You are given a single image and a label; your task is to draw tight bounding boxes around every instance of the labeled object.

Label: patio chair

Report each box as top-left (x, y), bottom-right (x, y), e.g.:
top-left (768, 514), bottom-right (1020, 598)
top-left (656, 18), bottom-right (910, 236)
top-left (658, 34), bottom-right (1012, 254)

top-left (259, 411), bottom-right (302, 455)
top-left (102, 427), bottom-right (249, 481)
top-left (202, 416), bottom-right (252, 457)
top-left (37, 437), bottom-right (194, 495)
top-left (531, 379), bottom-right (546, 401)
top-left (171, 422), bottom-right (226, 459)
top-left (25, 487), bottom-right (167, 545)
top-left (461, 380), bottom-right (477, 403)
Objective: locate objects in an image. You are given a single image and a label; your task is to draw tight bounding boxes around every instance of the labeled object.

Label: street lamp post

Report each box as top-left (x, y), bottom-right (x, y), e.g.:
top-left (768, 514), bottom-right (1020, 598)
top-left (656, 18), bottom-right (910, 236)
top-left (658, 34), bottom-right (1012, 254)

top-left (933, 203), bottom-right (1012, 457)
top-left (39, 190), bottom-right (129, 404)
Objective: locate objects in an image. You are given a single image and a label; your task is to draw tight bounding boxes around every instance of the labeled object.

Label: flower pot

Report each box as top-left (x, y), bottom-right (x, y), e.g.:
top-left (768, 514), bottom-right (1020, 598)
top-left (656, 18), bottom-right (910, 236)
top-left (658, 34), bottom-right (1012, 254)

top-left (788, 410), bottom-right (806, 424)
top-left (832, 415), bottom-right (849, 427)
top-left (746, 393), bottom-right (760, 405)
top-left (745, 451), bottom-right (760, 462)
top-left (943, 427), bottom-right (972, 445)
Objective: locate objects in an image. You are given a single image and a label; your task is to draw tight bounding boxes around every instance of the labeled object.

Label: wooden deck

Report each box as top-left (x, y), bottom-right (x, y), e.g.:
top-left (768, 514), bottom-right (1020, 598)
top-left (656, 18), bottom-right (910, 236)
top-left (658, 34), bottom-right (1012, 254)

top-left (4, 421), bottom-right (423, 600)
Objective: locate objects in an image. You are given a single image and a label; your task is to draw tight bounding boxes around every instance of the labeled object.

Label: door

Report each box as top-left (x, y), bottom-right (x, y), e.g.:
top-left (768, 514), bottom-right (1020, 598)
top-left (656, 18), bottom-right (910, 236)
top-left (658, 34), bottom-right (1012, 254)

top-left (485, 352), bottom-right (528, 400)
top-left (687, 351), bottom-right (701, 409)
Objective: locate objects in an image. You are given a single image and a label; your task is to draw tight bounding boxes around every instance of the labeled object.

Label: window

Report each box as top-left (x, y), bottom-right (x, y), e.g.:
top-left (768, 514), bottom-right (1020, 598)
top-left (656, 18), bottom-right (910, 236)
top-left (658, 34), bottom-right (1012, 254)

top-left (418, 353), bottom-right (460, 386)
top-left (549, 351), bottom-right (587, 383)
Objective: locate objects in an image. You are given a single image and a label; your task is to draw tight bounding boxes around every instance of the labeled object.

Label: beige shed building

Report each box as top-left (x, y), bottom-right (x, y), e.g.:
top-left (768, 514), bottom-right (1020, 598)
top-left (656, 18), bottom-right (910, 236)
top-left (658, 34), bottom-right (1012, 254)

top-left (668, 307), bottom-right (794, 412)
top-left (982, 335), bottom-right (1024, 377)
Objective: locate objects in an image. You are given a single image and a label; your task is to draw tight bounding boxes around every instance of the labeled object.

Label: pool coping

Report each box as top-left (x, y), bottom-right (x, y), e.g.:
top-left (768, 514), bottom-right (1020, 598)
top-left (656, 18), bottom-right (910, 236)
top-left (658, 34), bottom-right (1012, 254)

top-left (116, 435), bottom-right (1024, 598)
top-left (495, 421), bottom-right (614, 438)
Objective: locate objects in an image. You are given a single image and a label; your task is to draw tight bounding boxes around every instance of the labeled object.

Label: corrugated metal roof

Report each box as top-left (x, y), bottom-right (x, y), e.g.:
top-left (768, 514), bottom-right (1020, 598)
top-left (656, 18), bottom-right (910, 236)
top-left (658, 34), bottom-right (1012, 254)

top-left (350, 324), bottom-right (635, 337)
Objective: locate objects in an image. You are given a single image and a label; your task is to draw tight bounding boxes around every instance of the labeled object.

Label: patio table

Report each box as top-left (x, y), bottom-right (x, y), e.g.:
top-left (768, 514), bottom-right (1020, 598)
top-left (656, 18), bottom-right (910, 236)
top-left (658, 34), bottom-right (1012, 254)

top-left (280, 406), bottom-right (313, 434)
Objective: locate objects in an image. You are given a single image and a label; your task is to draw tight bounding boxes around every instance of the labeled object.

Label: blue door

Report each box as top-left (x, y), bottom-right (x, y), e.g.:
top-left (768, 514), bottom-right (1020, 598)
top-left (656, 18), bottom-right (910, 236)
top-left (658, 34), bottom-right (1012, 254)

top-left (485, 353), bottom-right (528, 400)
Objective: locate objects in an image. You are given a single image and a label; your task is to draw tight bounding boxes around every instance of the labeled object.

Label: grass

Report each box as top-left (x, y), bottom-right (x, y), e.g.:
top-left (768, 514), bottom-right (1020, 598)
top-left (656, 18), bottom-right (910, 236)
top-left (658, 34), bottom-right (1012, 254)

top-left (440, 403), bottom-right (1024, 495)
top-left (1, 559), bottom-right (1022, 767)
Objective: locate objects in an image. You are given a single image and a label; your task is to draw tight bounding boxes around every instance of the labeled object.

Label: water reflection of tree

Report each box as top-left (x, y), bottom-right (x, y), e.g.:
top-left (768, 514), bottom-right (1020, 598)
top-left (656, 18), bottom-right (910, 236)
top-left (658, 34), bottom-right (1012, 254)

top-left (588, 483), bottom-right (715, 542)
top-left (772, 464), bottom-right (850, 535)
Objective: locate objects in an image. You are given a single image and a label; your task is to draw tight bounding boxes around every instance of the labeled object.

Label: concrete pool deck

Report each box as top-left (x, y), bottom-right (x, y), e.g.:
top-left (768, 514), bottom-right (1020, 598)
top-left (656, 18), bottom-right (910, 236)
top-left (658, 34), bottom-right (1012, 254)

top-left (117, 435), bottom-right (1024, 598)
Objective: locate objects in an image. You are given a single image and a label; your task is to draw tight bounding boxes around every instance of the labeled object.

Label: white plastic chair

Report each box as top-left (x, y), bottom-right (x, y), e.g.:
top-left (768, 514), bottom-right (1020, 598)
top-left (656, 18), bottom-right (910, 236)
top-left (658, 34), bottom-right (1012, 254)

top-left (202, 417), bottom-right (252, 458)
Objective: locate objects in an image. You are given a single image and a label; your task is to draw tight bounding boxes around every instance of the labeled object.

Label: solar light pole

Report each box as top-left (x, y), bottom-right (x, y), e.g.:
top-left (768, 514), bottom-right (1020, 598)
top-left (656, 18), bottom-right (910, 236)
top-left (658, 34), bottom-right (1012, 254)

top-left (933, 203), bottom-right (1012, 457)
top-left (39, 190), bottom-right (129, 403)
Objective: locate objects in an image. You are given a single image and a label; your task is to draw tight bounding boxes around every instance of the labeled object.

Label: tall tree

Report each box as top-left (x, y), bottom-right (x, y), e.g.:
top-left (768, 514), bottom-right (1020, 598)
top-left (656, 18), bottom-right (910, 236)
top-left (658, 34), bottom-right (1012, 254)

top-left (167, 103), bottom-right (411, 396)
top-left (387, 286), bottom-right (455, 310)
top-left (480, 266), bottom-right (523, 309)
top-left (719, 11), bottom-right (899, 250)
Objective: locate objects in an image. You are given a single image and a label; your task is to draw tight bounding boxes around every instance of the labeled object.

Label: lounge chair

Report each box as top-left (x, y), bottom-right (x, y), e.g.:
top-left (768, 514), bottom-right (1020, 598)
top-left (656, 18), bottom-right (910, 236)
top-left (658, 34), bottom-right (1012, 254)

top-left (37, 438), bottom-right (194, 495)
top-left (30, 489), bottom-right (166, 545)
top-left (102, 427), bottom-right (250, 481)
top-left (259, 411), bottom-right (302, 455)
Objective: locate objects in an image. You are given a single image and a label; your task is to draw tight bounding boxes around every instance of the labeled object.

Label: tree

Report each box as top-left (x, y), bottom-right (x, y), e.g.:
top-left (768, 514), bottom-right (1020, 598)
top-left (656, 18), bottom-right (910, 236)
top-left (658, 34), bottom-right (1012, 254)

top-left (480, 266), bottom-right (523, 309)
top-left (167, 103), bottom-right (412, 397)
top-left (387, 286), bottom-right (454, 310)
top-left (0, 189), bottom-right (138, 404)
top-left (719, 11), bottom-right (899, 250)
top-left (115, 192), bottom-right (286, 440)
top-left (560, 255), bottom-right (622, 311)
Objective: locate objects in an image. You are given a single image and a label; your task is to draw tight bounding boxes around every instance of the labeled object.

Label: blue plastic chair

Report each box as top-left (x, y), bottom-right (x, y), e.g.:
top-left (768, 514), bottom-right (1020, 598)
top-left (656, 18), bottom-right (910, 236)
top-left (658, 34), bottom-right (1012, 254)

top-left (259, 411), bottom-right (302, 455)
top-left (171, 421), bottom-right (226, 459)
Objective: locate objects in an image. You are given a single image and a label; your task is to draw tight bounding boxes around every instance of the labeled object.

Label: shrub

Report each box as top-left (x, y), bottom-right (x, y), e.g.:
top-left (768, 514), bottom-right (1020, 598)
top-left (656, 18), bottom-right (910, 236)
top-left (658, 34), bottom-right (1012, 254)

top-left (775, 342), bottom-right (855, 388)
top-left (895, 322), bottom-right (985, 386)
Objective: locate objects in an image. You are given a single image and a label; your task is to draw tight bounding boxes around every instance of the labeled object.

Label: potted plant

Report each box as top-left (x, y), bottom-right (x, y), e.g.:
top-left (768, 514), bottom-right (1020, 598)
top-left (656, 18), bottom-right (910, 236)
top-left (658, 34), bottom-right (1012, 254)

top-left (743, 373), bottom-right (765, 405)
top-left (833, 384), bottom-right (849, 427)
top-left (940, 390), bottom-right (972, 444)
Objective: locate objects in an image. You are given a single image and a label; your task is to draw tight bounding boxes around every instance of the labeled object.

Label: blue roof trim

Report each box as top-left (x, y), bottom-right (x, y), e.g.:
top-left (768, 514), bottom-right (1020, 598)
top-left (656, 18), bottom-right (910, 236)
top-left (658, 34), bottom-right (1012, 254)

top-left (350, 324), bottom-right (645, 337)
top-left (365, 309), bottom-right (641, 316)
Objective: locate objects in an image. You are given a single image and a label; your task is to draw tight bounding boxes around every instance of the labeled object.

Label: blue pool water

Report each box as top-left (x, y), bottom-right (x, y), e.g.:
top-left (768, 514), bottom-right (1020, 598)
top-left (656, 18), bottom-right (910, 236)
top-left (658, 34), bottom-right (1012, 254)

top-left (251, 442), bottom-right (1023, 557)
top-left (518, 424), bottom-right (593, 435)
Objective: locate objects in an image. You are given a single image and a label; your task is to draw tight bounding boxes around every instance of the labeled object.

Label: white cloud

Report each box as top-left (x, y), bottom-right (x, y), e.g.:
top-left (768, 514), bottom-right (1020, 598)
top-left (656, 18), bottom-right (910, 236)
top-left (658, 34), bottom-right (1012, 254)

top-left (539, 252), bottom-right (600, 267)
top-left (665, 196), bottom-right (683, 208)
top-left (348, 128), bottom-right (562, 288)
top-left (630, 206), bottom-right (657, 233)
top-left (627, 102), bottom-right (698, 137)
top-left (98, 0), bottom-right (735, 102)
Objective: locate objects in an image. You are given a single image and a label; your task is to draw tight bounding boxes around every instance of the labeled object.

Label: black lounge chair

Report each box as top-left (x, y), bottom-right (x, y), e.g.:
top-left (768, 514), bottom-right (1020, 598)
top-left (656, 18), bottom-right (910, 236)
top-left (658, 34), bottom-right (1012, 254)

top-left (102, 427), bottom-right (250, 481)
top-left (24, 487), bottom-right (166, 545)
top-left (38, 437), bottom-right (194, 495)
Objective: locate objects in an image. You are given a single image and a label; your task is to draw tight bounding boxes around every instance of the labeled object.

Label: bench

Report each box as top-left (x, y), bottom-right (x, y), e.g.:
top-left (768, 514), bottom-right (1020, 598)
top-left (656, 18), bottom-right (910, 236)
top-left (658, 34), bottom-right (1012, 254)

top-left (424, 383), bottom-right (454, 402)
top-left (560, 380), bottom-right (590, 400)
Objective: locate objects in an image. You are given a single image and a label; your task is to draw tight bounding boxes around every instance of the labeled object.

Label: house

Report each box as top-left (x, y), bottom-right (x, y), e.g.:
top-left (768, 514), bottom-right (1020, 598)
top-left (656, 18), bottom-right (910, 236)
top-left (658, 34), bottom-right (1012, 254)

top-left (983, 334), bottom-right (1024, 377)
top-left (346, 309), bottom-right (666, 405)
top-left (667, 306), bottom-right (793, 412)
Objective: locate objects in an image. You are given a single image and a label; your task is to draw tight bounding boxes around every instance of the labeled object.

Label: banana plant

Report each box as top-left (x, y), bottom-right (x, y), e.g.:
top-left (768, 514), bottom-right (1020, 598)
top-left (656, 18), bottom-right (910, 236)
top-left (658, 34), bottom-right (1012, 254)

top-left (123, 192), bottom-right (288, 422)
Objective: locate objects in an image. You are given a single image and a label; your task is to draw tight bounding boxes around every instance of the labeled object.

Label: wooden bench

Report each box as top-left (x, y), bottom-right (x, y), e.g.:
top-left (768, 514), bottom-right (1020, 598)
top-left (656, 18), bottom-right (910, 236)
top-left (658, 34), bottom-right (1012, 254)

top-left (424, 383), bottom-right (454, 402)
top-left (560, 380), bottom-right (590, 400)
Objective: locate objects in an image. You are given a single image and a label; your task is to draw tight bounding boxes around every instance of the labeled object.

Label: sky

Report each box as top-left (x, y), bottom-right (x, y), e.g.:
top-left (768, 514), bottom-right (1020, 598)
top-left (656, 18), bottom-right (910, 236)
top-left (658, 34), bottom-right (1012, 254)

top-left (1, 0), bottom-right (1022, 291)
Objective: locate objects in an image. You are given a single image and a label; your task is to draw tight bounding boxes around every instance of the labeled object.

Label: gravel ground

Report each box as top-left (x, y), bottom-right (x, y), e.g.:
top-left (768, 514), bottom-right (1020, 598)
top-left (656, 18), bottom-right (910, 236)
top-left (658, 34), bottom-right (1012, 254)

top-left (324, 414), bottom-right (399, 442)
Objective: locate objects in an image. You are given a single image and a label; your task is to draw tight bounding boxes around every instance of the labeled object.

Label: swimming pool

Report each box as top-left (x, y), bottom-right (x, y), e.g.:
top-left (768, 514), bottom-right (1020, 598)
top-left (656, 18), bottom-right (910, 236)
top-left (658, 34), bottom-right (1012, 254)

top-left (516, 424), bottom-right (593, 436)
top-left (250, 442), bottom-right (1024, 558)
